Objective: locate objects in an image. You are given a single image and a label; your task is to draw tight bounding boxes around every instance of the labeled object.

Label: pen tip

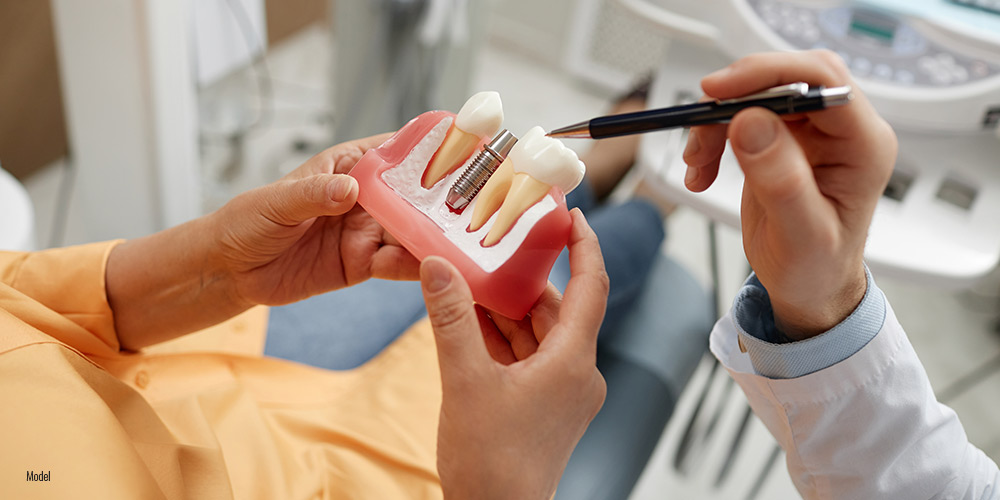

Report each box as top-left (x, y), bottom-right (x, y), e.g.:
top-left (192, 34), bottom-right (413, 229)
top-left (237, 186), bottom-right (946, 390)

top-left (545, 121), bottom-right (590, 139)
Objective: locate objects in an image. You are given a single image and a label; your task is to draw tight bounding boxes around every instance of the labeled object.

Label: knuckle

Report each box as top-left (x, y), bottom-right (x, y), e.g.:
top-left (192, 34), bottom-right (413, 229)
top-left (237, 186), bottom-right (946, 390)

top-left (565, 357), bottom-right (600, 386)
top-left (763, 169), bottom-right (811, 204)
top-left (250, 186), bottom-right (284, 222)
top-left (302, 178), bottom-right (328, 205)
top-left (813, 223), bottom-right (841, 250)
top-left (813, 49), bottom-right (851, 80)
top-left (594, 375), bottom-right (607, 404)
top-left (812, 48), bottom-right (838, 64)
top-left (594, 268), bottom-right (611, 297)
top-left (879, 120), bottom-right (898, 152)
top-left (588, 371), bottom-right (608, 417)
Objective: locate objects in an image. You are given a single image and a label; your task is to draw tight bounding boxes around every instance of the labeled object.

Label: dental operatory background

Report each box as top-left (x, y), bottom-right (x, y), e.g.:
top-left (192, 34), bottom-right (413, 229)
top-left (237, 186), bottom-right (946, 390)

top-left (1, 0), bottom-right (999, 497)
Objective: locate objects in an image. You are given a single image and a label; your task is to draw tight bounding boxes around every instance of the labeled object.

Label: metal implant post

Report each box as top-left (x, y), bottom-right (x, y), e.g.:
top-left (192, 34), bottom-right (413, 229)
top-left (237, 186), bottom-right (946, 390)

top-left (445, 129), bottom-right (518, 211)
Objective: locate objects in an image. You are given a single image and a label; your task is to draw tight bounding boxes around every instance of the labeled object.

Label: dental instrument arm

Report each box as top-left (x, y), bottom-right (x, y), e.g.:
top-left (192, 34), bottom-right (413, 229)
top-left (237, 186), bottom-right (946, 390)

top-left (107, 134), bottom-right (419, 351)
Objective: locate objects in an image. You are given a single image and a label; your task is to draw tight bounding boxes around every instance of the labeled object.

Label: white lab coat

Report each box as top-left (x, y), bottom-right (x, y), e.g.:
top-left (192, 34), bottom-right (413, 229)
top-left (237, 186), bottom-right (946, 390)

top-left (711, 300), bottom-right (999, 499)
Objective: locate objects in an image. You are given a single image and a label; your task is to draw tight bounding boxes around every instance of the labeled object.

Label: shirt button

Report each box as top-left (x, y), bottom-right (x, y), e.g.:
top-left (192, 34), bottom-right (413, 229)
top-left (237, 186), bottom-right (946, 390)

top-left (135, 370), bottom-right (150, 389)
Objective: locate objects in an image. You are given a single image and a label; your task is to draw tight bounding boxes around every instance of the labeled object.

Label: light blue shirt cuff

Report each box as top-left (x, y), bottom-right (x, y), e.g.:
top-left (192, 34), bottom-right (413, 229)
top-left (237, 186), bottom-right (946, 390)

top-left (732, 267), bottom-right (887, 379)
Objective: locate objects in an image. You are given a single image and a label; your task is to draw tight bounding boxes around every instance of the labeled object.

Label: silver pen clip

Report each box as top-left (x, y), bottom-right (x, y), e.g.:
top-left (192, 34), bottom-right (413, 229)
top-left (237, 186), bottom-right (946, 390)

top-left (717, 82), bottom-right (811, 105)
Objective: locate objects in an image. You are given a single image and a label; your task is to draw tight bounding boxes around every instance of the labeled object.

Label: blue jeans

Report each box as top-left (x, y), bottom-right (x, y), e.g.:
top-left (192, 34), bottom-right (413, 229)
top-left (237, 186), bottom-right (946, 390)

top-left (265, 182), bottom-right (672, 368)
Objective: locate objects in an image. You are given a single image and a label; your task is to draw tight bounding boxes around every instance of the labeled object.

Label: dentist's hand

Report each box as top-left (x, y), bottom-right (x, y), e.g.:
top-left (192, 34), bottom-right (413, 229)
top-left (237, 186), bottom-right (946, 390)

top-left (421, 209), bottom-right (608, 500)
top-left (215, 134), bottom-right (420, 307)
top-left (682, 51), bottom-right (897, 339)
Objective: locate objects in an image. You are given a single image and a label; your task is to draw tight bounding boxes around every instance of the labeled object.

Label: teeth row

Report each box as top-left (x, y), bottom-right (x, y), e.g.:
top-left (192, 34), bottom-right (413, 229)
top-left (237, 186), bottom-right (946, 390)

top-left (421, 91), bottom-right (504, 189)
top-left (475, 126), bottom-right (586, 246)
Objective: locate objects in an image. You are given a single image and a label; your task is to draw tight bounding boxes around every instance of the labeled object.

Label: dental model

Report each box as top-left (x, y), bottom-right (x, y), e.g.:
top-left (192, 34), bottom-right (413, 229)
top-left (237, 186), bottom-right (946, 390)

top-left (421, 91), bottom-right (504, 189)
top-left (350, 100), bottom-right (575, 319)
top-left (482, 126), bottom-right (585, 247)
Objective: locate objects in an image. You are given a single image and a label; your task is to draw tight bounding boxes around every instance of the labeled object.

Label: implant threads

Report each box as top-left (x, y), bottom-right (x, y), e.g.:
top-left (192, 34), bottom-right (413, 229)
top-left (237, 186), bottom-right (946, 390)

top-left (448, 149), bottom-right (502, 207)
top-left (445, 129), bottom-right (517, 211)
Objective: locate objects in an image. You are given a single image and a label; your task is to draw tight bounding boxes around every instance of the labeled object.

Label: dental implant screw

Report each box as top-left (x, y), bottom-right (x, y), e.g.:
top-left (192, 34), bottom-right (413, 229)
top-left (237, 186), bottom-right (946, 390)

top-left (445, 129), bottom-right (518, 211)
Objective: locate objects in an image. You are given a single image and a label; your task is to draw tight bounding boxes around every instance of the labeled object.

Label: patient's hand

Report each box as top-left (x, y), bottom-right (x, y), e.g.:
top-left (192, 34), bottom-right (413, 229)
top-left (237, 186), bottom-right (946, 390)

top-left (421, 209), bottom-right (608, 500)
top-left (109, 133), bottom-right (419, 350)
top-left (215, 133), bottom-right (420, 307)
top-left (682, 50), bottom-right (897, 339)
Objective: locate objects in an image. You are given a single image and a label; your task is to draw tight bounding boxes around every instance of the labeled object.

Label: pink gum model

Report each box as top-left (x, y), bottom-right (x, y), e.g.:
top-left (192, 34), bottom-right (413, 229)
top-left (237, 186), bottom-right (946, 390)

top-left (349, 110), bottom-right (572, 319)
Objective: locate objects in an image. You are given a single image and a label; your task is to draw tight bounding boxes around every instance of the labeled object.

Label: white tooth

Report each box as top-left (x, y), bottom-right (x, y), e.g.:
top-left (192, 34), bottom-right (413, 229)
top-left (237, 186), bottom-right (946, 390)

top-left (481, 127), bottom-right (585, 246)
top-left (508, 126), bottom-right (585, 195)
top-left (422, 91), bottom-right (504, 189)
top-left (455, 91), bottom-right (504, 137)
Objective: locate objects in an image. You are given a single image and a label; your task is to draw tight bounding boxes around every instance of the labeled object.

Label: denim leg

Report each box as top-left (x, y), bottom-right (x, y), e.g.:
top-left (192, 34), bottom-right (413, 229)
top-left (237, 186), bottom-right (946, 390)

top-left (264, 279), bottom-right (425, 370)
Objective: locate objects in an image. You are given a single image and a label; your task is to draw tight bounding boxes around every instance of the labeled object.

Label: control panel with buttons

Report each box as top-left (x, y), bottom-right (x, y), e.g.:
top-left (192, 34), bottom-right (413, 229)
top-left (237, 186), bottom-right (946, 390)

top-left (749, 0), bottom-right (1000, 87)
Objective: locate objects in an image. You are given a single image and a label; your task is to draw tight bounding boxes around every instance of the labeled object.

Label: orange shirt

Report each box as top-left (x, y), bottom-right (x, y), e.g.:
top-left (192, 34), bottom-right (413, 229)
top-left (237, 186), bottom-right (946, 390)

top-left (0, 242), bottom-right (443, 499)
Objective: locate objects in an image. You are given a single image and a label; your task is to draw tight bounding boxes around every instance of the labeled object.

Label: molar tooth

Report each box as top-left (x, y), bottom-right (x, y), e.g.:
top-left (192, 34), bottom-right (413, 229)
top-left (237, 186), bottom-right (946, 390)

top-left (481, 126), bottom-right (585, 246)
top-left (422, 91), bottom-right (503, 189)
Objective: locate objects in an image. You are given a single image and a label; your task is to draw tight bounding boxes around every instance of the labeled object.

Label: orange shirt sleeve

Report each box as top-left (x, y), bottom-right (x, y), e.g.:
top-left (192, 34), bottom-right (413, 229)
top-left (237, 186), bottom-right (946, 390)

top-left (0, 241), bottom-right (123, 356)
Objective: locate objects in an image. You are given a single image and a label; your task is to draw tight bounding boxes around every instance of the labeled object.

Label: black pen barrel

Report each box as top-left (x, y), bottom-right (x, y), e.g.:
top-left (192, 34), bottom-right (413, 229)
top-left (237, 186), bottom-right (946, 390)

top-left (589, 102), bottom-right (711, 139)
top-left (588, 88), bottom-right (828, 139)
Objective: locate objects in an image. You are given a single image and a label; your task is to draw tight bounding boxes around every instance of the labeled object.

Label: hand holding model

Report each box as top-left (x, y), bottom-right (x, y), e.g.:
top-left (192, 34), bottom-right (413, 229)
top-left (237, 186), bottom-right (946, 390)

top-left (682, 50), bottom-right (897, 339)
top-left (107, 135), bottom-right (420, 350)
top-left (421, 208), bottom-right (609, 500)
top-left (216, 135), bottom-right (421, 300)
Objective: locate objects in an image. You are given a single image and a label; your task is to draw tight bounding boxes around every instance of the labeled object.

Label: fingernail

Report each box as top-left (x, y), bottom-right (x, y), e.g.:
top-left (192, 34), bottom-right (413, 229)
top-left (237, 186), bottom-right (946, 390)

top-left (735, 114), bottom-right (777, 154)
top-left (685, 166), bottom-right (700, 186)
top-left (330, 177), bottom-right (354, 202)
top-left (683, 131), bottom-right (701, 159)
top-left (421, 258), bottom-right (452, 293)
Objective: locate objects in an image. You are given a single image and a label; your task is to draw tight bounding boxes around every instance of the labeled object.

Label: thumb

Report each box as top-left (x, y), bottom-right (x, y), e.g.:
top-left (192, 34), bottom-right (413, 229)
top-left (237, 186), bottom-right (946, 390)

top-left (259, 174), bottom-right (358, 226)
top-left (421, 257), bottom-right (490, 373)
top-left (730, 108), bottom-right (826, 236)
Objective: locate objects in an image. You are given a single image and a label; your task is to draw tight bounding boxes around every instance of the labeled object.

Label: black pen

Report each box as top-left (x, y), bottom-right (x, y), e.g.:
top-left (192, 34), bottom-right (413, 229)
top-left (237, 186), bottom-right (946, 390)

top-left (547, 83), bottom-right (853, 139)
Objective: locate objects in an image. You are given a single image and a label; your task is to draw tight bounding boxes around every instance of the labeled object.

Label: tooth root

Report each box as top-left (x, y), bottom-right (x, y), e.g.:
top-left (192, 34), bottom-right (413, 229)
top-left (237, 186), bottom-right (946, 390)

top-left (422, 126), bottom-right (481, 189)
top-left (469, 159), bottom-right (514, 232)
top-left (482, 173), bottom-right (551, 247)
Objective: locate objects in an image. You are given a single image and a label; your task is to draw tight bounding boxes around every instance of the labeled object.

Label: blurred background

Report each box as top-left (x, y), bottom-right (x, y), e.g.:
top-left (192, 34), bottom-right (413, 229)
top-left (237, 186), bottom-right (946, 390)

top-left (1, 0), bottom-right (999, 498)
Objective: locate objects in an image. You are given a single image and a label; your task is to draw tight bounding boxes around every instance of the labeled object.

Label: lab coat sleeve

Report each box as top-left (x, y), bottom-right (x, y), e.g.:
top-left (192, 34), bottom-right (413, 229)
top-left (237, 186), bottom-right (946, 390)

top-left (0, 241), bottom-right (123, 355)
top-left (711, 293), bottom-right (1000, 499)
